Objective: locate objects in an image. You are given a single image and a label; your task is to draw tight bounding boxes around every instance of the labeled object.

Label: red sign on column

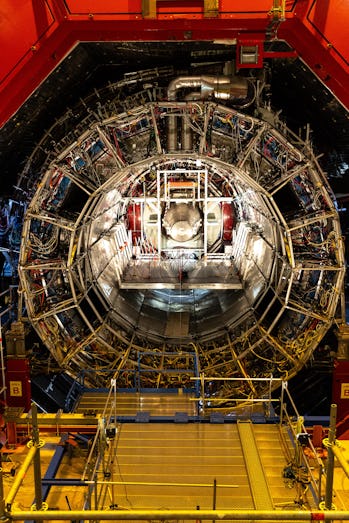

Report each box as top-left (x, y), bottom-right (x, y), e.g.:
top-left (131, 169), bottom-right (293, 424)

top-left (5, 359), bottom-right (31, 412)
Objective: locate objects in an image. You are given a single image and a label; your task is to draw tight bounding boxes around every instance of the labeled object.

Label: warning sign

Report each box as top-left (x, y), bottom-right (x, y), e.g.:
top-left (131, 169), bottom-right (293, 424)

top-left (9, 381), bottom-right (22, 397)
top-left (341, 383), bottom-right (349, 399)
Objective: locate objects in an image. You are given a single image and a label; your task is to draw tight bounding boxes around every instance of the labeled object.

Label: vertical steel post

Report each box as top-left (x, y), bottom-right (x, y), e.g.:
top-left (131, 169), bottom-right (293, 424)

top-left (266, 374), bottom-right (273, 418)
top-left (0, 317), bottom-right (6, 406)
top-left (157, 168), bottom-right (161, 258)
top-left (0, 452), bottom-right (5, 519)
top-left (279, 381), bottom-right (286, 425)
top-left (200, 372), bottom-right (205, 416)
top-left (318, 463), bottom-right (323, 506)
top-left (94, 478), bottom-right (98, 510)
top-left (324, 403), bottom-right (337, 510)
top-left (212, 479), bottom-right (217, 523)
top-left (31, 403), bottom-right (43, 511)
top-left (203, 169), bottom-right (208, 256)
top-left (295, 416), bottom-right (304, 468)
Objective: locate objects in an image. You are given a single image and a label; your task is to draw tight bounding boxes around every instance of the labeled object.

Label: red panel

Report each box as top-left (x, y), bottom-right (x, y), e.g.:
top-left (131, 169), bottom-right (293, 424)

top-left (0, 24), bottom-right (76, 129)
top-left (0, 0), bottom-right (56, 84)
top-left (0, 15), bottom-right (270, 128)
top-left (222, 202), bottom-right (235, 241)
top-left (127, 203), bottom-right (142, 243)
top-left (332, 360), bottom-right (349, 438)
top-left (5, 358), bottom-right (32, 412)
top-left (279, 0), bottom-right (349, 109)
top-left (63, 0), bottom-right (141, 14)
top-left (0, 0), bottom-right (348, 129)
top-left (63, 0), bottom-right (274, 15)
top-left (308, 0), bottom-right (348, 66)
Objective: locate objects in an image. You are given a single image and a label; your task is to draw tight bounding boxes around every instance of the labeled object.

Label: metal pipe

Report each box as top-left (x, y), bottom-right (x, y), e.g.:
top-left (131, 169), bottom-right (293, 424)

top-left (41, 479), bottom-right (239, 488)
top-left (318, 463), bottom-right (323, 506)
top-left (190, 376), bottom-right (283, 381)
top-left (324, 403), bottom-right (337, 510)
top-left (280, 381), bottom-right (287, 425)
top-left (0, 318), bottom-right (5, 406)
top-left (212, 478), bottom-right (217, 523)
top-left (10, 508), bottom-right (349, 521)
top-left (41, 479), bottom-right (87, 486)
top-left (181, 91), bottom-right (200, 151)
top-left (168, 77), bottom-right (204, 100)
top-left (167, 114), bottom-right (178, 152)
top-left (191, 397), bottom-right (279, 403)
top-left (0, 453), bottom-right (5, 519)
top-left (167, 76), bottom-right (248, 102)
top-left (182, 114), bottom-right (192, 151)
top-left (5, 445), bottom-right (37, 511)
top-left (0, 303), bottom-right (13, 318)
top-left (167, 75), bottom-right (248, 153)
top-left (31, 403), bottom-right (43, 511)
top-left (332, 444), bottom-right (349, 479)
top-left (94, 477), bottom-right (98, 510)
top-left (212, 479), bottom-right (217, 509)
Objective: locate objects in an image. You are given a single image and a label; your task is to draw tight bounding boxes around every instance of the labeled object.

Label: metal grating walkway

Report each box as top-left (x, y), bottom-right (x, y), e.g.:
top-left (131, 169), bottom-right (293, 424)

top-left (238, 420), bottom-right (274, 509)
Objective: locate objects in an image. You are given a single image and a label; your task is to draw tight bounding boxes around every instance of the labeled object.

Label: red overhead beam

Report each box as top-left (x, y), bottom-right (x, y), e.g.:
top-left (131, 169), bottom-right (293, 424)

top-left (0, 0), bottom-right (348, 128)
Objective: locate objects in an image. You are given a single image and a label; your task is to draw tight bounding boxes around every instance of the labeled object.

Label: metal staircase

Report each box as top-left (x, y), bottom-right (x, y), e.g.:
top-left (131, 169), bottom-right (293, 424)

top-left (105, 423), bottom-right (254, 510)
top-left (76, 388), bottom-right (319, 515)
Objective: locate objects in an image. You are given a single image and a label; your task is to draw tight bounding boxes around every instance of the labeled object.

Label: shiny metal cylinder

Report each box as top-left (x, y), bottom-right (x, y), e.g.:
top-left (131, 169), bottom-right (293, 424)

top-left (182, 114), bottom-right (193, 151)
top-left (168, 75), bottom-right (248, 101)
top-left (5, 446), bottom-right (37, 511)
top-left (167, 114), bottom-right (178, 151)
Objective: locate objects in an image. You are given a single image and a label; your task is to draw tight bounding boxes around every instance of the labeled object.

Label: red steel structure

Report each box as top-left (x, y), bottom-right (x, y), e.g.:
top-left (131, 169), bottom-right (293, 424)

top-left (0, 0), bottom-right (348, 128)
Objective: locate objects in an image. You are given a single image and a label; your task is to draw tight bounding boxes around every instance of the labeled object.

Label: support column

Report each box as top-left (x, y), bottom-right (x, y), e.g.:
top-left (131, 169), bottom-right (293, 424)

top-left (31, 403), bottom-right (43, 511)
top-left (0, 453), bottom-right (5, 520)
top-left (323, 404), bottom-right (337, 511)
